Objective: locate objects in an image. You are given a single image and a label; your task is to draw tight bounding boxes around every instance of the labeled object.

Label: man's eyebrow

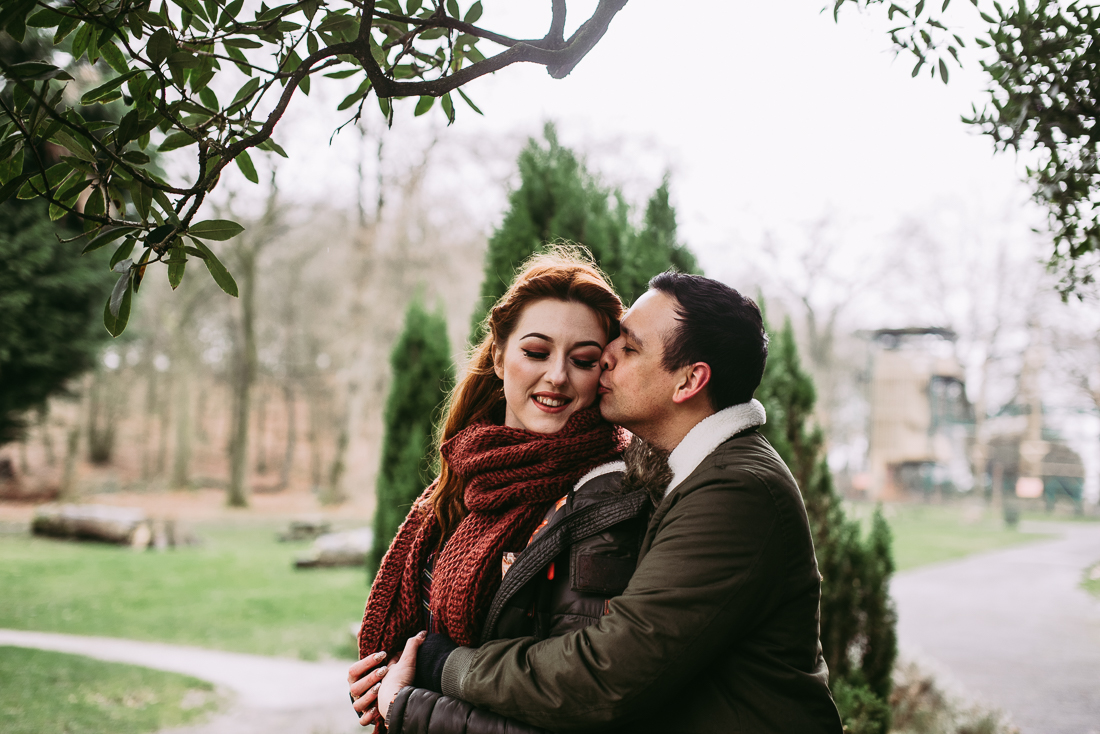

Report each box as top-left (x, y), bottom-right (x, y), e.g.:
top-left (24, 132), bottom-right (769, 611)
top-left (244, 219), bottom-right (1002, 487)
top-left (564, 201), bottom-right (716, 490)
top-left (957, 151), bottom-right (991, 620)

top-left (620, 324), bottom-right (643, 347)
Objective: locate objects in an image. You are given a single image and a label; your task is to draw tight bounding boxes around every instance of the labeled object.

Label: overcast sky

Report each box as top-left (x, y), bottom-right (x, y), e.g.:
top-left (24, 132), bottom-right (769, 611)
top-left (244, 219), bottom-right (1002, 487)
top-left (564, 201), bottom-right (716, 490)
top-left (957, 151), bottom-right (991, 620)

top-left (255, 0), bottom-right (1039, 279)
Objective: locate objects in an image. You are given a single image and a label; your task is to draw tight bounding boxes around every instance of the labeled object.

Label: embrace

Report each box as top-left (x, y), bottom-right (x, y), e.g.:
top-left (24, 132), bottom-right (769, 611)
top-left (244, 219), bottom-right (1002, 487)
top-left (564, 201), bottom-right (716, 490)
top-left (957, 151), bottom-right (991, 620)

top-left (348, 251), bottom-right (844, 734)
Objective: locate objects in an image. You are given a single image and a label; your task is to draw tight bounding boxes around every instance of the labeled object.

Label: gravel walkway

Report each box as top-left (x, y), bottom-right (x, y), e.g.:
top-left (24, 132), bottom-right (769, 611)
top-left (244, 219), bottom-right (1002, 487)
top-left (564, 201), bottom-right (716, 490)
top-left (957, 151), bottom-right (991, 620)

top-left (0, 629), bottom-right (366, 734)
top-left (891, 521), bottom-right (1100, 734)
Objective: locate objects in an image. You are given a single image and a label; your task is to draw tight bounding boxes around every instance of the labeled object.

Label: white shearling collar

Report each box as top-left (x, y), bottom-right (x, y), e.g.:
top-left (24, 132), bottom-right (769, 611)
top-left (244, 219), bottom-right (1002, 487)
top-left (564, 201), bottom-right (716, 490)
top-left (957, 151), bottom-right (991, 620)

top-left (574, 461), bottom-right (626, 491)
top-left (665, 399), bottom-right (766, 496)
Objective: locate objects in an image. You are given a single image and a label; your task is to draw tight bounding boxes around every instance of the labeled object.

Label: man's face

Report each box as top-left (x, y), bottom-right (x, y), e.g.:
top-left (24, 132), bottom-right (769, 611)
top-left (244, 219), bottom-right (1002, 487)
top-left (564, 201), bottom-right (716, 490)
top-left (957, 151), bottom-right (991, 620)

top-left (598, 290), bottom-right (683, 439)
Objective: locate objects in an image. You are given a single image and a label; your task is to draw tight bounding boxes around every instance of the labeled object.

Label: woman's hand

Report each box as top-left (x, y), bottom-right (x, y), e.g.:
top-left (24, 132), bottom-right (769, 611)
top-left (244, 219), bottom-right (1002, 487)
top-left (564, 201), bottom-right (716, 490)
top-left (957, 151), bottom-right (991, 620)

top-left (378, 631), bottom-right (426, 724)
top-left (348, 650), bottom-right (389, 727)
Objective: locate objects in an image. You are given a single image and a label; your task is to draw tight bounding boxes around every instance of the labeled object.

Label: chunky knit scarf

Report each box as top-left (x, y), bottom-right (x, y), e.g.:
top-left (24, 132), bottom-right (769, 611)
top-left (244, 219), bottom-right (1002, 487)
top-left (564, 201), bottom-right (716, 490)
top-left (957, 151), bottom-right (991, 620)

top-left (358, 405), bottom-right (625, 658)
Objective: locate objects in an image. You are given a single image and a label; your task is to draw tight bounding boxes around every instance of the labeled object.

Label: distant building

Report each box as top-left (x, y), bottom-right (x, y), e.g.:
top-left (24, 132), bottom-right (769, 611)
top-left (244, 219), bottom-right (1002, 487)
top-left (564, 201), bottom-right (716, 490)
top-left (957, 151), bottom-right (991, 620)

top-left (865, 328), bottom-right (975, 500)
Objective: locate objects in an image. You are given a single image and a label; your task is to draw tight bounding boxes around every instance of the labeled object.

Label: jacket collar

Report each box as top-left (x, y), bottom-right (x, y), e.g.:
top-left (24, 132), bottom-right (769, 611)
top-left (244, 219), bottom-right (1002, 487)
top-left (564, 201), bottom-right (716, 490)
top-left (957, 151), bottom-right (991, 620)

top-left (665, 399), bottom-right (767, 497)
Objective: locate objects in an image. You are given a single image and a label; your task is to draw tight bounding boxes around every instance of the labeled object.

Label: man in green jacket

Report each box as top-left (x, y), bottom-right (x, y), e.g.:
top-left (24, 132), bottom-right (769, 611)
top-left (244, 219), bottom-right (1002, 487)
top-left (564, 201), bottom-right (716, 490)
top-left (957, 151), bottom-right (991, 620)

top-left (374, 273), bottom-right (843, 733)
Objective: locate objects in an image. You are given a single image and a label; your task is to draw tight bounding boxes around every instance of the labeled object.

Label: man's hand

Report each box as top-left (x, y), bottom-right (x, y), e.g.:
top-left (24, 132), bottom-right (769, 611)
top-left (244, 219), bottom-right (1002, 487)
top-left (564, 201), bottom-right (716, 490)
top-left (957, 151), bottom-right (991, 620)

top-left (348, 650), bottom-right (389, 727)
top-left (379, 631), bottom-right (427, 724)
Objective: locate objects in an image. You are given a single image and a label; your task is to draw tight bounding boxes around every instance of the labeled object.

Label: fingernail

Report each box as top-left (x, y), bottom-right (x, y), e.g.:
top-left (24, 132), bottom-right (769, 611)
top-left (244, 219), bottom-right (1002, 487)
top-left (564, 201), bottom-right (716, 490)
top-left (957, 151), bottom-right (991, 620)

top-left (370, 682), bottom-right (381, 693)
top-left (377, 666), bottom-right (388, 675)
top-left (417, 630), bottom-right (427, 639)
top-left (374, 651), bottom-right (386, 661)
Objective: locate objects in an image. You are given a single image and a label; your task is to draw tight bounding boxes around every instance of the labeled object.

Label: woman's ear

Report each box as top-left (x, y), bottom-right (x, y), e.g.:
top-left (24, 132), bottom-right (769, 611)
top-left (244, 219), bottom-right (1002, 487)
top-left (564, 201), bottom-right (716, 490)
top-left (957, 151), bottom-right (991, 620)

top-left (492, 342), bottom-right (504, 380)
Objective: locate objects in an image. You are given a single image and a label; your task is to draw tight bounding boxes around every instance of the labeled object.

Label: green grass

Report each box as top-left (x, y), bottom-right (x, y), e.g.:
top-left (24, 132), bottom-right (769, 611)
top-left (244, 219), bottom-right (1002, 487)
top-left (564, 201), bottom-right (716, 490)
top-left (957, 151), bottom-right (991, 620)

top-left (0, 646), bottom-right (219, 734)
top-left (847, 503), bottom-right (1055, 571)
top-left (1084, 563), bottom-right (1100, 598)
top-left (0, 521), bottom-right (368, 660)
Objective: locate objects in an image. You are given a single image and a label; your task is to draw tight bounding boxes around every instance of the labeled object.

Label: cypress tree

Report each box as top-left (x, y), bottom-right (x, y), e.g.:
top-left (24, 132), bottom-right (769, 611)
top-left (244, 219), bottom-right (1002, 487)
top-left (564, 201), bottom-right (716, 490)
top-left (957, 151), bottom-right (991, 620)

top-left (368, 299), bottom-right (454, 578)
top-left (471, 127), bottom-right (700, 342)
top-left (470, 123), bottom-right (630, 340)
top-left (616, 178), bottom-right (700, 305)
top-left (0, 199), bottom-right (112, 445)
top-left (756, 318), bottom-right (898, 734)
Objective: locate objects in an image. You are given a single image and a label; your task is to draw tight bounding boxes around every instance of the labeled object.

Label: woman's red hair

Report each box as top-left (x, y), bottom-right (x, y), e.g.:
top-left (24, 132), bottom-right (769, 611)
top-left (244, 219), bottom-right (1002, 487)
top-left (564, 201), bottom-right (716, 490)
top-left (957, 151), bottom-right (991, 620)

top-left (430, 247), bottom-right (623, 540)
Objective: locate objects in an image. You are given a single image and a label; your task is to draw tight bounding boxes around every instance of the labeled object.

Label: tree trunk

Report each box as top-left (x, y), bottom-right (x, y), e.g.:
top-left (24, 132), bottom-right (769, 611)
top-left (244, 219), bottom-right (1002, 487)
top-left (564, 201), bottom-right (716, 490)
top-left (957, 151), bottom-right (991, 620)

top-left (278, 382), bottom-right (296, 490)
top-left (254, 386), bottom-right (269, 474)
top-left (227, 249), bottom-right (257, 507)
top-left (141, 367), bottom-right (157, 479)
top-left (59, 424), bottom-right (79, 500)
top-left (38, 404), bottom-right (55, 467)
top-left (308, 384), bottom-right (324, 493)
top-left (171, 368), bottom-right (191, 489)
top-left (156, 374), bottom-right (171, 476)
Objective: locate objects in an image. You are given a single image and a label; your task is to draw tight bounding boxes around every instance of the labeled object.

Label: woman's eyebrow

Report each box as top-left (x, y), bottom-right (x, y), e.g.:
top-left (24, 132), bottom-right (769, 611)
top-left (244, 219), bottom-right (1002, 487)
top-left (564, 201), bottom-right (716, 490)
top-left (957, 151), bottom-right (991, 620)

top-left (519, 332), bottom-right (552, 341)
top-left (571, 341), bottom-right (603, 350)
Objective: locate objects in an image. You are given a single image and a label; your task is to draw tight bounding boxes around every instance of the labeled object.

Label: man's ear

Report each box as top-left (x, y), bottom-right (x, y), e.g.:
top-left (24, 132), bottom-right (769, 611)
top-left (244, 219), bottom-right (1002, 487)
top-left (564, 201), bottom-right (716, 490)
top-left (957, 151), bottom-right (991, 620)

top-left (672, 362), bottom-right (711, 405)
top-left (492, 343), bottom-right (504, 380)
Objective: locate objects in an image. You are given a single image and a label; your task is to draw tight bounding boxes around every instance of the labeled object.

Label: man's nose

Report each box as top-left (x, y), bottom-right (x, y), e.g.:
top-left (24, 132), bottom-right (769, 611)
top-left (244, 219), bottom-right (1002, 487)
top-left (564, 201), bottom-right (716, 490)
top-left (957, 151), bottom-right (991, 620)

top-left (601, 342), bottom-right (618, 371)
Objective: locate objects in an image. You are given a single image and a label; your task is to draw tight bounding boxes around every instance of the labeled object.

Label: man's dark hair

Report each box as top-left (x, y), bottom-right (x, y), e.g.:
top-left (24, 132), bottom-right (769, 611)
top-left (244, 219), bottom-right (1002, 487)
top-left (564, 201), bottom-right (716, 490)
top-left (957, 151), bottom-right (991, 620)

top-left (648, 271), bottom-right (768, 410)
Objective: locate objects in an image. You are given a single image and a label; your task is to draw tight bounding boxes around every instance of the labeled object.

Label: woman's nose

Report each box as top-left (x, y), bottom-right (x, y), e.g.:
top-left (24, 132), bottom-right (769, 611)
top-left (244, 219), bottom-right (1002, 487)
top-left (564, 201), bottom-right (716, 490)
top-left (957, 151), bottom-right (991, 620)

top-left (547, 357), bottom-right (568, 386)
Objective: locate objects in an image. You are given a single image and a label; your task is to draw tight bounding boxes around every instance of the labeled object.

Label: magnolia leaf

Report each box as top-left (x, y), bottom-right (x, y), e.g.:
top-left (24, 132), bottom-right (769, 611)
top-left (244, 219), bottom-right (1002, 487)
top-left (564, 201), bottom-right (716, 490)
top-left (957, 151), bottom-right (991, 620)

top-left (189, 238), bottom-right (239, 296)
top-left (235, 150), bottom-right (259, 183)
top-left (103, 277), bottom-right (133, 336)
top-left (82, 226), bottom-right (138, 254)
top-left (188, 219), bottom-right (245, 241)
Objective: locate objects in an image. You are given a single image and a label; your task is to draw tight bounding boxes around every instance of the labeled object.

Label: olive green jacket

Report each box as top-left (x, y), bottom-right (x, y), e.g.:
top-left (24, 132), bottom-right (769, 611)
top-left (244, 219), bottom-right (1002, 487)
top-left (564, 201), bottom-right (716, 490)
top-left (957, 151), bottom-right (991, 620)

top-left (440, 429), bottom-right (843, 734)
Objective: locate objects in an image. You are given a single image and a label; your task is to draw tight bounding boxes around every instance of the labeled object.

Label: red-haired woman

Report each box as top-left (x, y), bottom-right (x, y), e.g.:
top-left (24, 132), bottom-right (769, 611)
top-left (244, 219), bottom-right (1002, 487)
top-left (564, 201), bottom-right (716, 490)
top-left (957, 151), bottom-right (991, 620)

top-left (347, 250), bottom-right (653, 732)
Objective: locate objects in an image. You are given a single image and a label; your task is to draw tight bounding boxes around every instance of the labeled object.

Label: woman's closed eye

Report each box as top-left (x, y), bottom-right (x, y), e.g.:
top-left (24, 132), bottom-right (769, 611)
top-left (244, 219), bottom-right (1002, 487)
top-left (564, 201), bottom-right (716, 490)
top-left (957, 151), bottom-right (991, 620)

top-left (521, 349), bottom-right (549, 360)
top-left (571, 357), bottom-right (598, 370)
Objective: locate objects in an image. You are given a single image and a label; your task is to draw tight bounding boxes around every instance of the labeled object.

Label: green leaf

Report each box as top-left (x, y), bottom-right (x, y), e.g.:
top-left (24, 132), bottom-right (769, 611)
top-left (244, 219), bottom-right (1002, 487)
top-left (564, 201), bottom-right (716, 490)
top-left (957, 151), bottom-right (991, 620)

top-left (256, 138), bottom-right (288, 157)
top-left (228, 77), bottom-right (262, 112)
top-left (83, 188), bottom-right (105, 233)
top-left (235, 150), bottom-right (259, 183)
top-left (0, 173), bottom-right (31, 205)
top-left (27, 8), bottom-right (65, 28)
top-left (53, 12), bottom-right (79, 43)
top-left (3, 61), bottom-right (73, 81)
top-left (189, 220), bottom-right (246, 241)
top-left (82, 226), bottom-right (139, 254)
top-left (189, 238), bottom-right (239, 296)
top-left (441, 92), bottom-right (455, 124)
top-left (414, 95), bottom-right (434, 116)
top-left (110, 238), bottom-right (138, 269)
top-left (223, 37), bottom-right (263, 48)
top-left (464, 1), bottom-right (482, 24)
top-left (147, 28), bottom-right (174, 66)
top-left (175, 0), bottom-right (210, 22)
top-left (129, 180), bottom-right (151, 219)
top-left (446, 0), bottom-right (460, 19)
top-left (457, 88), bottom-right (482, 115)
top-left (52, 131), bottom-right (97, 163)
top-left (324, 68), bottom-right (358, 79)
top-left (168, 253), bottom-right (187, 289)
top-left (99, 43), bottom-right (130, 75)
top-left (81, 70), bottom-right (142, 105)
top-left (103, 276), bottom-right (133, 336)
top-left (159, 131), bottom-right (198, 153)
top-left (938, 58), bottom-right (949, 84)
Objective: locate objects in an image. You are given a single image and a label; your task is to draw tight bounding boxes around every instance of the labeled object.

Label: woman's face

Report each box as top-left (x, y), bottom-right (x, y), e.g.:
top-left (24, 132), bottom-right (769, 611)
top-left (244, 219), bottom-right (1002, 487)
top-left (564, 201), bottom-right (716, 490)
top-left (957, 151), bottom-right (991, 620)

top-left (494, 299), bottom-right (608, 434)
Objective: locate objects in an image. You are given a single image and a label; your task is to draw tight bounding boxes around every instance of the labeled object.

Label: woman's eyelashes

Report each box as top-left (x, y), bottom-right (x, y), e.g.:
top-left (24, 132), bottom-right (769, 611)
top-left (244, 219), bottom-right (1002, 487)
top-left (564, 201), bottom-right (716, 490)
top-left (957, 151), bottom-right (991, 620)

top-left (520, 348), bottom-right (599, 370)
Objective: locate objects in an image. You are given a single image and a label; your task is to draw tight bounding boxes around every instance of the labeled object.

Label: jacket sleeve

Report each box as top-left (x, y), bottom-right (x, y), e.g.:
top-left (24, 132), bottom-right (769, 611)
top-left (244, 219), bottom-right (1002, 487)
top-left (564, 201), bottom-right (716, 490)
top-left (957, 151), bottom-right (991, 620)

top-left (388, 685), bottom-right (549, 734)
top-left (441, 470), bottom-right (790, 731)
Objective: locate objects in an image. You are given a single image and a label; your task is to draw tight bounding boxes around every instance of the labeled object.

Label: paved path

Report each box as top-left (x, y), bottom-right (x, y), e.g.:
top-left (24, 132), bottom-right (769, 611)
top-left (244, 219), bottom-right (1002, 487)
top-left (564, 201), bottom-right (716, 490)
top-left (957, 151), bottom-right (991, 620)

top-left (891, 521), bottom-right (1100, 734)
top-left (0, 629), bottom-right (365, 734)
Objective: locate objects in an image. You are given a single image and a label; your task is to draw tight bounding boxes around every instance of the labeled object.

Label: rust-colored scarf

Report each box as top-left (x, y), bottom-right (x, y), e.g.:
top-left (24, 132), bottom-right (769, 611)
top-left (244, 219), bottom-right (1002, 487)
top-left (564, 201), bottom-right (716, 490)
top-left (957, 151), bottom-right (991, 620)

top-left (358, 406), bottom-right (625, 657)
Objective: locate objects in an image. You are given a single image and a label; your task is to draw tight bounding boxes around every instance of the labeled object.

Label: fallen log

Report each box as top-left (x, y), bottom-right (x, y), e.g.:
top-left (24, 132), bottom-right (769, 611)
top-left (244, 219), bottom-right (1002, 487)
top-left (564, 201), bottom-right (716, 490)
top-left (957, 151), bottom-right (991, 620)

top-left (33, 504), bottom-right (149, 546)
top-left (295, 528), bottom-right (373, 569)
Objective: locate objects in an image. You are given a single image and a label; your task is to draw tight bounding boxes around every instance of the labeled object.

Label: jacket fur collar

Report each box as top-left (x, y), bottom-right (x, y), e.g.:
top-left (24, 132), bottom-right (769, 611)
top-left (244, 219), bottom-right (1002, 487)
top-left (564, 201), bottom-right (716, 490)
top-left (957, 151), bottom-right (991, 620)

top-left (666, 399), bottom-right (767, 497)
